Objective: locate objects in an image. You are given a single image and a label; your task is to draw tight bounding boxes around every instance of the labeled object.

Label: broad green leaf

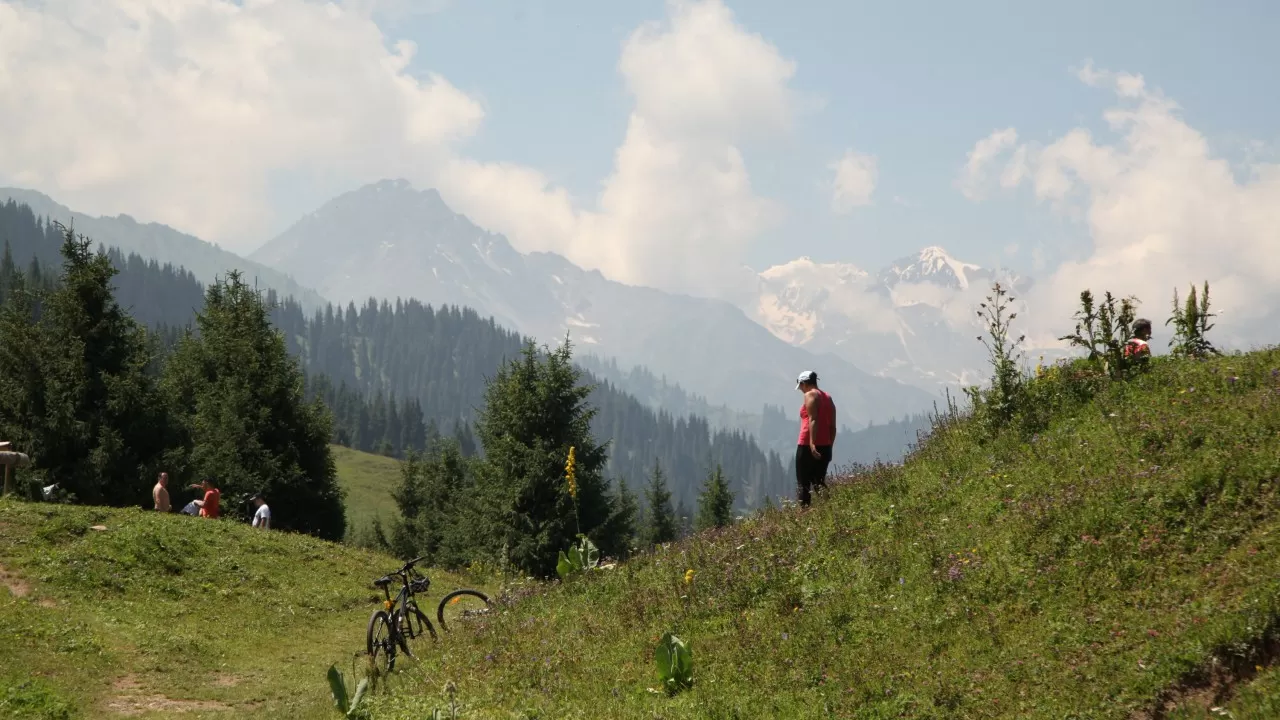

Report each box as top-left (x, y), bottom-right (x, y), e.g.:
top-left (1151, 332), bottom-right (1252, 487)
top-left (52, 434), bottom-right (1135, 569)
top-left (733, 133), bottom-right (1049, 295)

top-left (326, 664), bottom-right (349, 713)
top-left (348, 678), bottom-right (369, 717)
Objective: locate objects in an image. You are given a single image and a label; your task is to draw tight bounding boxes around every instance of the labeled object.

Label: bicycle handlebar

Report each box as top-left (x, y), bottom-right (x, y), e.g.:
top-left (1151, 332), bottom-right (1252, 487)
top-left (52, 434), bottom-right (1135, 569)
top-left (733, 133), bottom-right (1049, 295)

top-left (373, 556), bottom-right (430, 587)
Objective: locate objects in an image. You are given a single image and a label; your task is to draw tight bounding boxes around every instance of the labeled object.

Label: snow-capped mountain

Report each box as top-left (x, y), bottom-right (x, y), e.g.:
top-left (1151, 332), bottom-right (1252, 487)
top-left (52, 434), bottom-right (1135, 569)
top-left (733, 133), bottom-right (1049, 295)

top-left (741, 247), bottom-right (1034, 392)
top-left (251, 180), bottom-right (938, 425)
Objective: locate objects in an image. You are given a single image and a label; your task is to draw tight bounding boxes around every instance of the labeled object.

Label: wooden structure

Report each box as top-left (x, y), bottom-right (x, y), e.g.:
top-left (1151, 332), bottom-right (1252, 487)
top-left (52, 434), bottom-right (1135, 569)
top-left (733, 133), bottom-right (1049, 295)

top-left (0, 441), bottom-right (31, 496)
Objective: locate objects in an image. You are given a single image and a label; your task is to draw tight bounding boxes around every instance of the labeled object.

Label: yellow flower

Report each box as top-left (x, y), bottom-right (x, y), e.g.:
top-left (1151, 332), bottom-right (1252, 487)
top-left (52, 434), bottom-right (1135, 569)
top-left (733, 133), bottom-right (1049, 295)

top-left (565, 446), bottom-right (578, 499)
top-left (684, 569), bottom-right (695, 585)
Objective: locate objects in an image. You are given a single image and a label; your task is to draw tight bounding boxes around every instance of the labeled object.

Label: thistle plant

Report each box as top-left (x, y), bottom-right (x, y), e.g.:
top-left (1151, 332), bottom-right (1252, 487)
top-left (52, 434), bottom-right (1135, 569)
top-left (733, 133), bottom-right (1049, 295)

top-left (1060, 289), bottom-right (1140, 378)
top-left (966, 282), bottom-right (1027, 429)
top-left (1167, 281), bottom-right (1220, 358)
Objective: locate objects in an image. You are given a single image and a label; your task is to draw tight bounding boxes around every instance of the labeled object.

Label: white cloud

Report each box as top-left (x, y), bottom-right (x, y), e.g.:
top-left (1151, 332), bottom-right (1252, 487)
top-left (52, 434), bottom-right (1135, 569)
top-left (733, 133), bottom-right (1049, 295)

top-left (959, 63), bottom-right (1280, 347)
top-left (0, 0), bottom-right (798, 298)
top-left (830, 150), bottom-right (878, 212)
top-left (957, 127), bottom-right (1019, 200)
top-left (0, 0), bottom-right (482, 243)
top-left (438, 0), bottom-right (798, 294)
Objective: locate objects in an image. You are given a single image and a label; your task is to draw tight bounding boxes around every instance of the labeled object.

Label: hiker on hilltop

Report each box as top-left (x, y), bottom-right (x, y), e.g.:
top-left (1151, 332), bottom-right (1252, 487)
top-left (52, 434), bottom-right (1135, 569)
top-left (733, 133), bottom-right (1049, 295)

top-left (152, 472), bottom-right (171, 512)
top-left (251, 493), bottom-right (271, 530)
top-left (1124, 318), bottom-right (1153, 362)
top-left (189, 478), bottom-right (221, 519)
top-left (795, 370), bottom-right (837, 508)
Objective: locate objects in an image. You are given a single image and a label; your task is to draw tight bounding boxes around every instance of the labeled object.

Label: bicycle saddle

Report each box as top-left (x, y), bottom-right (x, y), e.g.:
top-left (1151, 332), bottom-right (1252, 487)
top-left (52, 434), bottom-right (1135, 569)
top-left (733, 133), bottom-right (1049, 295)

top-left (373, 576), bottom-right (393, 588)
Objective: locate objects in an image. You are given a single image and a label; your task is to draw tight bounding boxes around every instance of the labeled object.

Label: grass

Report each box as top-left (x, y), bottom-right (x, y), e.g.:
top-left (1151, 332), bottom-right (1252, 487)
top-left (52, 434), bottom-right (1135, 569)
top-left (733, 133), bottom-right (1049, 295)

top-left (361, 349), bottom-right (1280, 719)
top-left (0, 500), bottom-right (484, 719)
top-left (2, 350), bottom-right (1278, 718)
top-left (332, 444), bottom-right (401, 542)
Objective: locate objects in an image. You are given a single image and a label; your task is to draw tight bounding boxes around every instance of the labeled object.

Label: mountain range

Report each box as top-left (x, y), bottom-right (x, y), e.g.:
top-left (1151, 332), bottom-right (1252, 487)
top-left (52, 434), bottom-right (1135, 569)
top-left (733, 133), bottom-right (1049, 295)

top-left (251, 179), bottom-right (940, 427)
top-left (0, 187), bottom-right (326, 311)
top-left (3, 178), bottom-right (1022, 442)
top-left (736, 247), bottom-right (1033, 394)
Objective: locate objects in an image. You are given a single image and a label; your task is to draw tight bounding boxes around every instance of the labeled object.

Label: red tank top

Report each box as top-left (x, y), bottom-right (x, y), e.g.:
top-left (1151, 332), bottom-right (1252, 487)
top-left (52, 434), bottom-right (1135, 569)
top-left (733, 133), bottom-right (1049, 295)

top-left (798, 390), bottom-right (836, 446)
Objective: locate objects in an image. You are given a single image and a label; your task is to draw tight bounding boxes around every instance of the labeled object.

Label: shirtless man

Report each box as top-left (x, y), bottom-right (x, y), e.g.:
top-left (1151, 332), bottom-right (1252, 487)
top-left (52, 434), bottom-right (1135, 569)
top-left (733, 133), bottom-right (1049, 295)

top-left (152, 472), bottom-right (171, 512)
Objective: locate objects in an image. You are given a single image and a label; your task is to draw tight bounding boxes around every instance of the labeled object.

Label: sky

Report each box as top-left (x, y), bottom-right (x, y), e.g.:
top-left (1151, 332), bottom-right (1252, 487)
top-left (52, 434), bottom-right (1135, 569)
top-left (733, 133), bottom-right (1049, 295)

top-left (1, 0), bottom-right (1278, 333)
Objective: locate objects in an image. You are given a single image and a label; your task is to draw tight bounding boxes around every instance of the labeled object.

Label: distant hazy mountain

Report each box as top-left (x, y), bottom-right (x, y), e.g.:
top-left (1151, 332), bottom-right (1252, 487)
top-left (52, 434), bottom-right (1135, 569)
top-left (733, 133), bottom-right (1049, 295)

top-left (577, 353), bottom-right (933, 467)
top-left (252, 179), bottom-right (938, 426)
top-left (0, 187), bottom-right (326, 311)
top-left (738, 246), bottom-right (1039, 393)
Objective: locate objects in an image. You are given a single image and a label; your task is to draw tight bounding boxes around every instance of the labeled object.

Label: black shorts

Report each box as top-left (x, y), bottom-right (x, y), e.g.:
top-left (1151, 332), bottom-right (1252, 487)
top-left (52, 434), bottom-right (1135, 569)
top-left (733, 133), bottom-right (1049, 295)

top-left (796, 444), bottom-right (833, 487)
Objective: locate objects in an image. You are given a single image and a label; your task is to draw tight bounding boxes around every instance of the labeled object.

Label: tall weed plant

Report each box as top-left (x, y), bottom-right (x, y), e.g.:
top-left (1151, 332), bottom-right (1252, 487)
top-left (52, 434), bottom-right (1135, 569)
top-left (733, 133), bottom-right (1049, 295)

top-left (1167, 281), bottom-right (1220, 358)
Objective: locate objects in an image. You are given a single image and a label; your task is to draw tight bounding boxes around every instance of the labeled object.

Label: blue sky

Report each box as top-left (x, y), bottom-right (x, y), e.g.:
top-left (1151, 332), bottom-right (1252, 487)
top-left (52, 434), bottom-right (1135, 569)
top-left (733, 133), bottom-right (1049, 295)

top-left (384, 0), bottom-right (1280, 273)
top-left (3, 0), bottom-right (1277, 317)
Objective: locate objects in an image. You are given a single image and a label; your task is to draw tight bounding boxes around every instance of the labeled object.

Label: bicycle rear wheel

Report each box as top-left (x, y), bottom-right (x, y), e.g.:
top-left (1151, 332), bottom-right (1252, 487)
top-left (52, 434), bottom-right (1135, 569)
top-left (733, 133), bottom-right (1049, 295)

top-left (436, 589), bottom-right (491, 632)
top-left (366, 610), bottom-right (396, 673)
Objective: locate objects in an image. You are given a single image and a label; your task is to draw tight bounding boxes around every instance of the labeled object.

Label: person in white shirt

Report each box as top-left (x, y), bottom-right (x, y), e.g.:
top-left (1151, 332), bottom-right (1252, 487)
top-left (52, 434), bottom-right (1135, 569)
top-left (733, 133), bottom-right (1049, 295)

top-left (251, 493), bottom-right (271, 530)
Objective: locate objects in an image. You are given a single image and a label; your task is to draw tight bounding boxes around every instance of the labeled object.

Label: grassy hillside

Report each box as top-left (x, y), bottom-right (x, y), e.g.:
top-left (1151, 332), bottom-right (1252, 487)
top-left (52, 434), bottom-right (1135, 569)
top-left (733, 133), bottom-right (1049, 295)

top-left (2, 350), bottom-right (1277, 719)
top-left (361, 349), bottom-right (1280, 719)
top-left (332, 444), bottom-right (401, 540)
top-left (0, 501), bottom-right (484, 719)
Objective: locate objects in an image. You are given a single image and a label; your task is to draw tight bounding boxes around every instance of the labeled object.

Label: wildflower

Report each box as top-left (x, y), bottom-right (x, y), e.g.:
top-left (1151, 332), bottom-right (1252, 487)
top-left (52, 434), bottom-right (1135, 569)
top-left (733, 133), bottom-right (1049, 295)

top-left (565, 446), bottom-right (578, 499)
top-left (684, 568), bottom-right (695, 585)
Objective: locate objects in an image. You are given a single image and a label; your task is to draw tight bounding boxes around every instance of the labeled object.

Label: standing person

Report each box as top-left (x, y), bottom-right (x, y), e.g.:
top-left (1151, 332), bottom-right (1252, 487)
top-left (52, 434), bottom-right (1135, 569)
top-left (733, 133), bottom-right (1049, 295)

top-left (250, 494), bottom-right (271, 530)
top-left (795, 370), bottom-right (837, 509)
top-left (189, 478), bottom-right (221, 519)
top-left (1124, 319), bottom-right (1153, 362)
top-left (152, 472), bottom-right (171, 512)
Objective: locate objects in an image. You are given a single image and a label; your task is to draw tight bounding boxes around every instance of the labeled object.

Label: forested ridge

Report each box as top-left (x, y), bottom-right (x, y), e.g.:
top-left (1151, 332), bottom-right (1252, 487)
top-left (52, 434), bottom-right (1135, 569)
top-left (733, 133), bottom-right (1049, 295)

top-left (0, 199), bottom-right (790, 511)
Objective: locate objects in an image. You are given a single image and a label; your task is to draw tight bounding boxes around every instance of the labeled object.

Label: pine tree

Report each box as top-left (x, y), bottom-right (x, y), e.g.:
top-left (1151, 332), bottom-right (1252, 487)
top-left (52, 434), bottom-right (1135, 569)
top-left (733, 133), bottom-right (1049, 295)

top-left (642, 460), bottom-right (677, 546)
top-left (597, 478), bottom-right (639, 559)
top-left (0, 224), bottom-right (169, 505)
top-left (161, 271), bottom-right (345, 539)
top-left (390, 438), bottom-right (472, 566)
top-left (469, 338), bottom-right (617, 577)
top-left (696, 464), bottom-right (735, 530)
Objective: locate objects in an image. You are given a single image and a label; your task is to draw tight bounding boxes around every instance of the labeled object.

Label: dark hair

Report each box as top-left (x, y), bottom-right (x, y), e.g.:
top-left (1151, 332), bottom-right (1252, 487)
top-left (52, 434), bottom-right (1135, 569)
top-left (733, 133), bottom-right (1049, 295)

top-left (1134, 318), bottom-right (1152, 336)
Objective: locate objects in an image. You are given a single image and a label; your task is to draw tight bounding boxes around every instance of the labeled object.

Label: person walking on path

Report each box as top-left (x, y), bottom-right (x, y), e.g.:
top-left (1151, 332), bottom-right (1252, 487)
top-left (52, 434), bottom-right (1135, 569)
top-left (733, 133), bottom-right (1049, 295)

top-left (250, 493), bottom-right (271, 530)
top-left (189, 478), bottom-right (221, 518)
top-left (795, 370), bottom-right (837, 508)
top-left (152, 472), bottom-right (171, 512)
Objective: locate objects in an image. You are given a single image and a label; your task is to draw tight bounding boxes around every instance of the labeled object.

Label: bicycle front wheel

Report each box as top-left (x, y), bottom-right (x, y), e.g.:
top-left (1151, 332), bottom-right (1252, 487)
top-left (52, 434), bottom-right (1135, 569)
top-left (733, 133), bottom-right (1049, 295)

top-left (436, 589), bottom-right (491, 632)
top-left (366, 610), bottom-right (396, 673)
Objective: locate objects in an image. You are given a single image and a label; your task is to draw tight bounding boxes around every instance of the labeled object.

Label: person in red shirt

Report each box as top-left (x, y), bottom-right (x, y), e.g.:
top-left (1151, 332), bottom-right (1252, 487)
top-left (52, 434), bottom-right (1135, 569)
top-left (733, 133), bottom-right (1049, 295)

top-left (189, 478), bottom-right (221, 519)
top-left (1124, 318), bottom-right (1153, 362)
top-left (795, 370), bottom-right (837, 508)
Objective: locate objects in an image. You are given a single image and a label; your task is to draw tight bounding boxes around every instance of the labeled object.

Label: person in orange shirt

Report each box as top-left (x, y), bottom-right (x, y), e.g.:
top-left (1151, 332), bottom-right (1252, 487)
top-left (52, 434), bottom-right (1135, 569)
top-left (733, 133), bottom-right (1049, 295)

top-left (188, 478), bottom-right (221, 518)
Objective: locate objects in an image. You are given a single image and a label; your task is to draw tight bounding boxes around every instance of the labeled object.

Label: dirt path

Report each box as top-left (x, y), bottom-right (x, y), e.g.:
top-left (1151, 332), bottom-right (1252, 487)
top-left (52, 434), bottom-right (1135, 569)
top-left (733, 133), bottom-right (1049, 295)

top-left (105, 676), bottom-right (234, 716)
top-left (1133, 632), bottom-right (1280, 719)
top-left (0, 562), bottom-right (31, 598)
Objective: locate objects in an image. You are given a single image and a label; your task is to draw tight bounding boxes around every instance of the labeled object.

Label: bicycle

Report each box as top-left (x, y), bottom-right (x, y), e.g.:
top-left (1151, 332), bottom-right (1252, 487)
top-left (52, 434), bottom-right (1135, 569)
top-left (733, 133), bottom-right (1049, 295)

top-left (367, 556), bottom-right (436, 672)
top-left (366, 557), bottom-right (493, 672)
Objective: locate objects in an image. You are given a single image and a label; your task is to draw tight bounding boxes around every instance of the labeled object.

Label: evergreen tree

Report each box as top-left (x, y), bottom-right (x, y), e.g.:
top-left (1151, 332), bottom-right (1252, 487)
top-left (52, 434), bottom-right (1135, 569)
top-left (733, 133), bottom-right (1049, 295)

top-left (597, 478), bottom-right (640, 559)
top-left (453, 418), bottom-right (477, 458)
top-left (162, 271), bottom-right (345, 539)
top-left (696, 464), bottom-right (735, 530)
top-left (642, 460), bottom-right (677, 546)
top-left (390, 438), bottom-right (471, 567)
top-left (469, 339), bottom-right (616, 576)
top-left (0, 224), bottom-right (169, 505)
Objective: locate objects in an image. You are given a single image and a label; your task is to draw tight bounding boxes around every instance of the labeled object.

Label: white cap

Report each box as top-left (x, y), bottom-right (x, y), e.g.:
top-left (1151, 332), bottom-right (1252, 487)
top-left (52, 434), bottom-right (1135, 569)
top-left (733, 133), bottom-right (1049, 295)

top-left (796, 370), bottom-right (818, 388)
